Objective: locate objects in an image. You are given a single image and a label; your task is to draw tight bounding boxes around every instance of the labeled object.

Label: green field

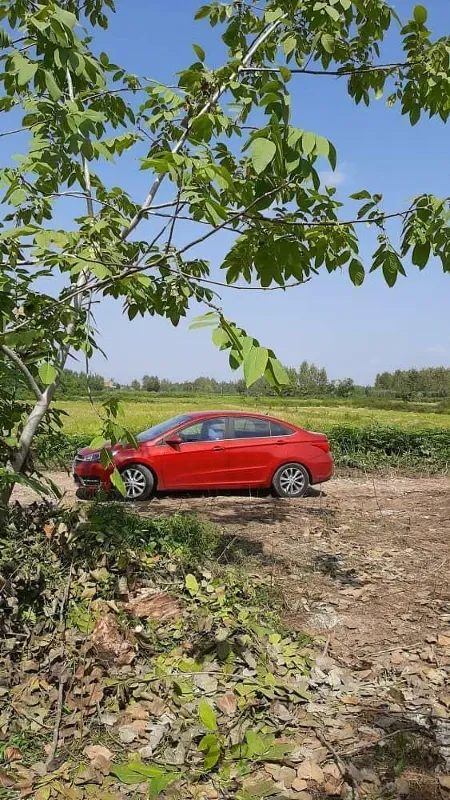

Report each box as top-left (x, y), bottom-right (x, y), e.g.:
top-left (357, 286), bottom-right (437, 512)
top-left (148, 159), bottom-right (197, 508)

top-left (58, 396), bottom-right (450, 435)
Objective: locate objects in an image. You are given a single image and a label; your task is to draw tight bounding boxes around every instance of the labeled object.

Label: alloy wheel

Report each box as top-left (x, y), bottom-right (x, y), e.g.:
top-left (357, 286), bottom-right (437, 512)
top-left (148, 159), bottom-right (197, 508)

top-left (122, 467), bottom-right (147, 499)
top-left (278, 465), bottom-right (306, 496)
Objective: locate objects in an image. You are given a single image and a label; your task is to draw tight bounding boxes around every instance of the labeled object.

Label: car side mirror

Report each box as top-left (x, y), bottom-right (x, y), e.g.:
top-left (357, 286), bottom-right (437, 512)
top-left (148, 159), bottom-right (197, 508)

top-left (165, 434), bottom-right (182, 447)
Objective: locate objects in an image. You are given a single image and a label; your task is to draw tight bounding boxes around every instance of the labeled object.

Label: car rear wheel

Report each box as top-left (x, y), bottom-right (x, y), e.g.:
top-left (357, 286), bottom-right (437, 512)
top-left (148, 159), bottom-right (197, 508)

top-left (272, 463), bottom-right (309, 498)
top-left (120, 465), bottom-right (154, 501)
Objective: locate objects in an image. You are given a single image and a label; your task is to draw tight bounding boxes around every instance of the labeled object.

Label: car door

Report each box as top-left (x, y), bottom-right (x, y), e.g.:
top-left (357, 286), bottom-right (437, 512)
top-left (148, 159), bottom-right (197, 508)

top-left (225, 416), bottom-right (278, 486)
top-left (160, 417), bottom-right (229, 489)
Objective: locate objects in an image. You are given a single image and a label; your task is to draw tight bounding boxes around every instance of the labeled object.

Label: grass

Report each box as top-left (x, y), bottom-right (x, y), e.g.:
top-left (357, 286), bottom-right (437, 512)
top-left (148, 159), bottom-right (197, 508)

top-left (56, 395), bottom-right (450, 436)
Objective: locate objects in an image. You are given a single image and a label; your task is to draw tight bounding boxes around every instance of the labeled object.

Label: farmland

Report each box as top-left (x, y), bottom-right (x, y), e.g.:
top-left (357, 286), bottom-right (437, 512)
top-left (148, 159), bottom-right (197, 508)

top-left (57, 395), bottom-right (450, 436)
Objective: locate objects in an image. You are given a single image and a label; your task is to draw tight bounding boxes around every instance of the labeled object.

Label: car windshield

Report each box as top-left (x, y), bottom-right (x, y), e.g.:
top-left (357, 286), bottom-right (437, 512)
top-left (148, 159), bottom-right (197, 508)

top-left (137, 414), bottom-right (193, 443)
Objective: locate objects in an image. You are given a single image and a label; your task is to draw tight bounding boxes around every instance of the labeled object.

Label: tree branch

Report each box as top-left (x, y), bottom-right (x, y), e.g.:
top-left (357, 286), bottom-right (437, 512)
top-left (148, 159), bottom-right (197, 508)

top-left (0, 345), bottom-right (43, 401)
top-left (239, 60), bottom-right (422, 77)
top-left (120, 14), bottom-right (287, 241)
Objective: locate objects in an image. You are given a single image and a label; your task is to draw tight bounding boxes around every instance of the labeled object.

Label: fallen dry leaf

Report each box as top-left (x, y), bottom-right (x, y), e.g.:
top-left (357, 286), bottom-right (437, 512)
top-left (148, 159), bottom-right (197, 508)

top-left (438, 634), bottom-right (450, 648)
top-left (123, 589), bottom-right (180, 622)
top-left (90, 613), bottom-right (135, 666)
top-left (323, 777), bottom-right (343, 796)
top-left (438, 775), bottom-right (450, 790)
top-left (297, 760), bottom-right (325, 784)
top-left (216, 694), bottom-right (237, 716)
top-left (0, 768), bottom-right (14, 788)
top-left (278, 766), bottom-right (297, 788)
top-left (4, 746), bottom-right (23, 762)
top-left (83, 744), bottom-right (112, 775)
top-left (125, 703), bottom-right (150, 720)
top-left (292, 777), bottom-right (308, 792)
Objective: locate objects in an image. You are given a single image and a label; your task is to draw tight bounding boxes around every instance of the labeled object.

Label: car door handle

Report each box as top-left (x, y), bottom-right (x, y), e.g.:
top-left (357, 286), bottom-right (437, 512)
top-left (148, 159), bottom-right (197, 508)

top-left (212, 445), bottom-right (224, 451)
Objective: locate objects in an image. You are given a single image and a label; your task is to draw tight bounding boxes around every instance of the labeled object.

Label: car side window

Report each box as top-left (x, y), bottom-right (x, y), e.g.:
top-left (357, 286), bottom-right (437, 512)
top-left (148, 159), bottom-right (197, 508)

top-left (231, 417), bottom-right (271, 439)
top-left (270, 421), bottom-right (293, 436)
top-left (178, 418), bottom-right (227, 443)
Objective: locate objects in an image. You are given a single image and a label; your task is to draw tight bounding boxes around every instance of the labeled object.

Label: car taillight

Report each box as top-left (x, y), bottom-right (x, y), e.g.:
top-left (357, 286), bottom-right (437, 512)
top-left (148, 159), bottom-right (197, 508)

top-left (314, 440), bottom-right (330, 453)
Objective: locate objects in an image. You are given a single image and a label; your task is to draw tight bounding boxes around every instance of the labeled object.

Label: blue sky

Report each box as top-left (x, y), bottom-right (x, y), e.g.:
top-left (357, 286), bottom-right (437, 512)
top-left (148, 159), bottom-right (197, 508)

top-left (6, 0), bottom-right (450, 384)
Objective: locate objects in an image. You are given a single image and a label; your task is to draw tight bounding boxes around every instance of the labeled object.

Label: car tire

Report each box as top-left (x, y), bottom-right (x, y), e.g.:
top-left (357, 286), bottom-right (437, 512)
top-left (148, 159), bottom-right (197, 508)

top-left (272, 463), bottom-right (310, 499)
top-left (120, 464), bottom-right (155, 501)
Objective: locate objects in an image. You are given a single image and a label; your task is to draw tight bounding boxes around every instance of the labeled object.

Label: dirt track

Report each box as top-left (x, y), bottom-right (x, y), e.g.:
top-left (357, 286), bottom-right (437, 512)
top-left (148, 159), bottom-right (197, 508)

top-left (13, 472), bottom-right (450, 668)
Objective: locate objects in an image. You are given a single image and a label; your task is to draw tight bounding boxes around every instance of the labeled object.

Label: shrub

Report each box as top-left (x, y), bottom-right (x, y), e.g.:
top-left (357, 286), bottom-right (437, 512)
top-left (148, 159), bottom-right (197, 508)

top-left (81, 502), bottom-right (220, 561)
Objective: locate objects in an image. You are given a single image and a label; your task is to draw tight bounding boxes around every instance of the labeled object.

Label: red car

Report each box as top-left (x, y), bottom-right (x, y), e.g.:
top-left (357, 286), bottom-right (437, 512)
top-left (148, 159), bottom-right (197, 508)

top-left (73, 411), bottom-right (333, 500)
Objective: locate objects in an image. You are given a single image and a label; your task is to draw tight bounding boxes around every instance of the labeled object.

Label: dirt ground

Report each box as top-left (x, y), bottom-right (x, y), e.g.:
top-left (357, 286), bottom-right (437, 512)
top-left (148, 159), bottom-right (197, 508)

top-left (12, 472), bottom-right (450, 666)
top-left (11, 473), bottom-right (450, 790)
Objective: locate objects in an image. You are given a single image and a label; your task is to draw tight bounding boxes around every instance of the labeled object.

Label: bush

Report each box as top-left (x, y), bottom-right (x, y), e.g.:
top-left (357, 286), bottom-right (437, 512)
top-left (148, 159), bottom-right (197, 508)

top-left (328, 425), bottom-right (450, 473)
top-left (81, 502), bottom-right (220, 561)
top-left (0, 501), bottom-right (220, 639)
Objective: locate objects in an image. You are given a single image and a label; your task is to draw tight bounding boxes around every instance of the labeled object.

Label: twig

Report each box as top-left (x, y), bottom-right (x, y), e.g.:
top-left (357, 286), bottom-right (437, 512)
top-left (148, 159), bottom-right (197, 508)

top-left (239, 60), bottom-right (422, 77)
top-left (339, 727), bottom-right (421, 758)
top-left (59, 561), bottom-right (74, 627)
top-left (45, 668), bottom-right (67, 771)
top-left (0, 345), bottom-right (43, 401)
top-left (316, 730), bottom-right (359, 798)
top-left (12, 704), bottom-right (53, 731)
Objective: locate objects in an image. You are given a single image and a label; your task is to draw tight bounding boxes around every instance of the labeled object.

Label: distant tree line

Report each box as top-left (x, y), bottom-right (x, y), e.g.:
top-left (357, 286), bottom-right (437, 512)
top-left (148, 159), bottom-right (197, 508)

top-left (129, 363), bottom-right (356, 398)
top-left (375, 367), bottom-right (450, 399)
top-left (22, 363), bottom-right (447, 401)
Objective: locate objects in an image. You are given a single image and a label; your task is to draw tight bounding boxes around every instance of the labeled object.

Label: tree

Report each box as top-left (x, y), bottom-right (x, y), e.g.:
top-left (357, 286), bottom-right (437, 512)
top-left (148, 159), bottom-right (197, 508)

top-left (332, 378), bottom-right (355, 398)
top-left (130, 379), bottom-right (141, 391)
top-left (142, 375), bottom-right (161, 393)
top-left (0, 0), bottom-right (449, 508)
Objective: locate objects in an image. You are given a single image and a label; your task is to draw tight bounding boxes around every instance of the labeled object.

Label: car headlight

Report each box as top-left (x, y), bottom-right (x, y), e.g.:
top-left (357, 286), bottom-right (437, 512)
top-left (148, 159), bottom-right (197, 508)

top-left (111, 449), bottom-right (120, 457)
top-left (82, 452), bottom-right (101, 462)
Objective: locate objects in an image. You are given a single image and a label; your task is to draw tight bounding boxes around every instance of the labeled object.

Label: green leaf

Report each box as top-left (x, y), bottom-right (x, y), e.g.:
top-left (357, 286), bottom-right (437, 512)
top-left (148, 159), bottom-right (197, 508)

top-left (412, 240), bottom-right (431, 268)
top-left (321, 33), bottom-right (335, 53)
top-left (315, 136), bottom-right (329, 158)
top-left (110, 468), bottom-right (126, 496)
top-left (282, 35), bottom-right (296, 56)
top-left (250, 138), bottom-right (276, 175)
top-left (185, 573), bottom-right (199, 596)
top-left (17, 60), bottom-right (37, 87)
top-left (265, 8), bottom-right (284, 22)
top-left (55, 7), bottom-right (78, 29)
top-left (194, 5), bottom-right (211, 20)
top-left (244, 346), bottom-right (269, 387)
top-left (279, 65), bottom-right (291, 82)
top-left (325, 5), bottom-right (340, 21)
top-left (110, 763), bottom-right (165, 785)
top-left (192, 43), bottom-right (206, 61)
top-left (199, 699), bottom-right (217, 731)
top-left (190, 312), bottom-right (220, 329)
top-left (246, 730), bottom-right (270, 756)
top-left (89, 436), bottom-right (106, 450)
top-left (149, 773), bottom-right (178, 797)
top-left (349, 259), bottom-right (365, 286)
top-left (212, 327), bottom-right (230, 348)
top-left (350, 190), bottom-right (371, 200)
top-left (302, 131), bottom-right (316, 156)
top-left (382, 251), bottom-right (401, 287)
top-left (413, 4), bottom-right (427, 24)
top-left (203, 741), bottom-right (221, 770)
top-left (44, 71), bottom-right (62, 100)
top-left (328, 141), bottom-right (337, 170)
top-left (266, 357), bottom-right (290, 387)
top-left (38, 363), bottom-right (57, 385)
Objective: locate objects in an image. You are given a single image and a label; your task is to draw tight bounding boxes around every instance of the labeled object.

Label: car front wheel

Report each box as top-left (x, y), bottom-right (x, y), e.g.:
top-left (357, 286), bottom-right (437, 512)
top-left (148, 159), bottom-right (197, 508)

top-left (120, 464), bottom-right (154, 501)
top-left (272, 463), bottom-right (310, 498)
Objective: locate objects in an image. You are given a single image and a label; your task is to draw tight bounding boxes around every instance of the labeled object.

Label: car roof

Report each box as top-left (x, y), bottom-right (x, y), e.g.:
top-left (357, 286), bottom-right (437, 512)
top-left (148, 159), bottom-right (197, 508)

top-left (184, 410), bottom-right (298, 427)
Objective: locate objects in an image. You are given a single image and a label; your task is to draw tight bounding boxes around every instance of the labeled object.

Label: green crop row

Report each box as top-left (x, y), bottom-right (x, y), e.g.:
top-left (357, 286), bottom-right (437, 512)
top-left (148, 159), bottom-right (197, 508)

top-left (34, 425), bottom-right (449, 475)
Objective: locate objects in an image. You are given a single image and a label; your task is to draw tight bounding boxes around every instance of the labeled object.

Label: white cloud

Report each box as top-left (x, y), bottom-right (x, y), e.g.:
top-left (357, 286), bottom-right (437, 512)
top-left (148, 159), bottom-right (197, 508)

top-left (318, 168), bottom-right (347, 187)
